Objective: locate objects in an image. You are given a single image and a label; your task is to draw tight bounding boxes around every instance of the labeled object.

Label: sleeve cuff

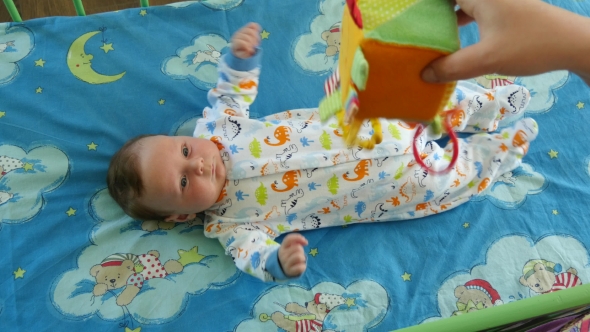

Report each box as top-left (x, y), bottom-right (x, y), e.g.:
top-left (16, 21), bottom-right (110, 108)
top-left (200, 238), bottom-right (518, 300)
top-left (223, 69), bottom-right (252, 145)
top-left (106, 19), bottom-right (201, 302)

top-left (223, 47), bottom-right (262, 72)
top-left (266, 248), bottom-right (290, 280)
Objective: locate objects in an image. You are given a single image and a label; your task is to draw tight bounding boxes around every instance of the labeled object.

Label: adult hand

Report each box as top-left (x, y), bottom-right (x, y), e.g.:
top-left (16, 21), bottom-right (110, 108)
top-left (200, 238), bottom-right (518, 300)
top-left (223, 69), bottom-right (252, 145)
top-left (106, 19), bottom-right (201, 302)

top-left (422, 0), bottom-right (590, 84)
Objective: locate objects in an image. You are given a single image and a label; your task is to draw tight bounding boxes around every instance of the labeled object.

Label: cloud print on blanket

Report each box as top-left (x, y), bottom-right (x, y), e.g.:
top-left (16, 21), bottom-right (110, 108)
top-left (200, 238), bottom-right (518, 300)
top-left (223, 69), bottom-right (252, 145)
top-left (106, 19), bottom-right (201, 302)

top-left (422, 235), bottom-right (590, 323)
top-left (292, 0), bottom-right (344, 75)
top-left (51, 189), bottom-right (239, 325)
top-left (234, 280), bottom-right (389, 331)
top-left (161, 34), bottom-right (229, 90)
top-left (469, 163), bottom-right (546, 209)
top-left (0, 144), bottom-right (69, 224)
top-left (166, 0), bottom-right (243, 10)
top-left (0, 23), bottom-right (34, 85)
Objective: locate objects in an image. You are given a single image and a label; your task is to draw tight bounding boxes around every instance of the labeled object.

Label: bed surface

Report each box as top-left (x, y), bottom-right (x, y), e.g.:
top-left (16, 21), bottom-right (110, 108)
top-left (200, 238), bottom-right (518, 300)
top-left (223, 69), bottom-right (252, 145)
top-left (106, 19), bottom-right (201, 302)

top-left (1, 0), bottom-right (590, 331)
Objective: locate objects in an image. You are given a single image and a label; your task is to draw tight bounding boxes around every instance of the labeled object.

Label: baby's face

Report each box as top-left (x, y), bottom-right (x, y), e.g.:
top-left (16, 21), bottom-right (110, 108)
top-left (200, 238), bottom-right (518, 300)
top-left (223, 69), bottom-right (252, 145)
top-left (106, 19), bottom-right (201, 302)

top-left (136, 135), bottom-right (226, 220)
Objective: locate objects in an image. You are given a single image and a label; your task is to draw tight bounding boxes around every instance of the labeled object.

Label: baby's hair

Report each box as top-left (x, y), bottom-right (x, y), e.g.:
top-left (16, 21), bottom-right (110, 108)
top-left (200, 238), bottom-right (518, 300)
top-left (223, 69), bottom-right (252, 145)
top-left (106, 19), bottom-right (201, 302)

top-left (106, 134), bottom-right (166, 221)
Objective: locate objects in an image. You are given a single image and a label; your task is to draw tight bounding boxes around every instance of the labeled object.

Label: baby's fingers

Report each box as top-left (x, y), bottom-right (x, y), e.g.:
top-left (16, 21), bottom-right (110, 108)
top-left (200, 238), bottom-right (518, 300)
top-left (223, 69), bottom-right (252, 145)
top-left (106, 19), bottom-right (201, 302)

top-left (282, 247), bottom-right (307, 277)
top-left (283, 233), bottom-right (308, 247)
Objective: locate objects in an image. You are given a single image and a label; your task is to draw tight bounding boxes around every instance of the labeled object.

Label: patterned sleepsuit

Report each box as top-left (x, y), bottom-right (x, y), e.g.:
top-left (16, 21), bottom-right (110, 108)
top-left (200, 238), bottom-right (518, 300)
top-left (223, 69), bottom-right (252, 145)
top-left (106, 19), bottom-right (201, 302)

top-left (197, 50), bottom-right (539, 282)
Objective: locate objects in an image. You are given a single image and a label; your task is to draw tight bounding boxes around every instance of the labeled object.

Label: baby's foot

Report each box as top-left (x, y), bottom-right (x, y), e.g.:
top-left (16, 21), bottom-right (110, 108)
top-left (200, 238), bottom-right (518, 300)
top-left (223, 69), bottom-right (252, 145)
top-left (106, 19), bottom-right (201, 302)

top-left (497, 118), bottom-right (539, 155)
top-left (496, 85), bottom-right (531, 120)
top-left (451, 82), bottom-right (531, 133)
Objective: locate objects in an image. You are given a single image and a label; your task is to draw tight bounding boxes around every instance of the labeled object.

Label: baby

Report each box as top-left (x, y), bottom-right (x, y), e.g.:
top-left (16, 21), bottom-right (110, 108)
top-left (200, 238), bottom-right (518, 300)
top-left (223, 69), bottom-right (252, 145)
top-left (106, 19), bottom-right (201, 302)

top-left (108, 23), bottom-right (539, 282)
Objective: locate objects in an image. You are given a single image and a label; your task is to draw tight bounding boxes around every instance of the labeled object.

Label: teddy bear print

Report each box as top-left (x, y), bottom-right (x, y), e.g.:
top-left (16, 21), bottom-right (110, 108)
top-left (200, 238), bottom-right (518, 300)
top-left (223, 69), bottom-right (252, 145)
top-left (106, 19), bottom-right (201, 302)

top-left (519, 259), bottom-right (582, 294)
top-left (263, 293), bottom-right (346, 332)
top-left (141, 215), bottom-right (203, 232)
top-left (452, 279), bottom-right (503, 316)
top-left (90, 251), bottom-right (183, 306)
top-left (0, 155), bottom-right (24, 179)
top-left (321, 22), bottom-right (341, 57)
top-left (474, 74), bottom-right (516, 89)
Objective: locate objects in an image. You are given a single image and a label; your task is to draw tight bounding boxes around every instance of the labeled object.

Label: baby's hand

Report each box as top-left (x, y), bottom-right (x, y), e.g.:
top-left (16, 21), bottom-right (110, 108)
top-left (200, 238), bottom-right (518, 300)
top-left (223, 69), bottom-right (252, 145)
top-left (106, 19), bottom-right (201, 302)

top-left (278, 233), bottom-right (308, 277)
top-left (231, 22), bottom-right (261, 59)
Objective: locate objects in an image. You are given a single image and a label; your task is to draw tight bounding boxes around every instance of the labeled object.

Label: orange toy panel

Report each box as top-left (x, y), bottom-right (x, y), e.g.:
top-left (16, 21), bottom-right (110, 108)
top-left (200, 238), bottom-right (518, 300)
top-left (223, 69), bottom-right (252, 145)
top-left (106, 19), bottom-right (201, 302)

top-left (356, 38), bottom-right (455, 122)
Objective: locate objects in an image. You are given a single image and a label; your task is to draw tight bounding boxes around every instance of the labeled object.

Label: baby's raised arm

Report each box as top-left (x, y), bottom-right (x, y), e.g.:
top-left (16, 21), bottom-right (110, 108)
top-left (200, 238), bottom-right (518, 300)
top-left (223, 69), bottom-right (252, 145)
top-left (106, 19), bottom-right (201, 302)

top-left (201, 23), bottom-right (263, 122)
top-left (422, 0), bottom-right (590, 86)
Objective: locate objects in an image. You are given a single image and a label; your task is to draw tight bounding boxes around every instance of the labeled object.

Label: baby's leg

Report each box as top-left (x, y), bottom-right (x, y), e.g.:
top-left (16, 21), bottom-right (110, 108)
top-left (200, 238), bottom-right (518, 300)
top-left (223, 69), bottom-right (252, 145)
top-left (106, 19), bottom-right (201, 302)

top-left (419, 118), bottom-right (539, 206)
top-left (328, 118), bottom-right (539, 222)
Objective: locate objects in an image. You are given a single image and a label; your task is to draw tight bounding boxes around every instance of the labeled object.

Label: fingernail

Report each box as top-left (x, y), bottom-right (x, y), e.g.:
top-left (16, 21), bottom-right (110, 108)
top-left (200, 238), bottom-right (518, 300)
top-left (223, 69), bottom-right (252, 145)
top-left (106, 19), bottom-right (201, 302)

top-left (422, 67), bottom-right (438, 83)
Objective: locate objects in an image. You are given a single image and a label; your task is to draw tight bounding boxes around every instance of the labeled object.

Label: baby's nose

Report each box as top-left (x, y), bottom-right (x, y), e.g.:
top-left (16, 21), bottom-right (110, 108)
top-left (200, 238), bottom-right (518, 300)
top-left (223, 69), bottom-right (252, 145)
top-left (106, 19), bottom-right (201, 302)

top-left (190, 158), bottom-right (204, 175)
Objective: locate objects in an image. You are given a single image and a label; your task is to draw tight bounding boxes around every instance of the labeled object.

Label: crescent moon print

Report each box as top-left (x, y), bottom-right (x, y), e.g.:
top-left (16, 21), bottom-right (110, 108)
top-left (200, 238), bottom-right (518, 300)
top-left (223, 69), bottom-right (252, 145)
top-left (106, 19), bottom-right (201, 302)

top-left (66, 31), bottom-right (126, 84)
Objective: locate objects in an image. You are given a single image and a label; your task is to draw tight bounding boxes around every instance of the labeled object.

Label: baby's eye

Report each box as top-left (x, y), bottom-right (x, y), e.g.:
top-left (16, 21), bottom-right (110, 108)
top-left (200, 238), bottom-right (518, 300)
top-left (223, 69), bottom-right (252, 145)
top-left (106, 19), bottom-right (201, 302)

top-left (182, 146), bottom-right (189, 157)
top-left (181, 176), bottom-right (187, 188)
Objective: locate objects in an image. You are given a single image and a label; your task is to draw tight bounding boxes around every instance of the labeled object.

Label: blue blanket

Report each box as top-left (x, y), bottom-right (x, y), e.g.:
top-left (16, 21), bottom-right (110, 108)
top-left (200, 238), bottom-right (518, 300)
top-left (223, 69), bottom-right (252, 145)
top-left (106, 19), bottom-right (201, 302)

top-left (1, 0), bottom-right (589, 330)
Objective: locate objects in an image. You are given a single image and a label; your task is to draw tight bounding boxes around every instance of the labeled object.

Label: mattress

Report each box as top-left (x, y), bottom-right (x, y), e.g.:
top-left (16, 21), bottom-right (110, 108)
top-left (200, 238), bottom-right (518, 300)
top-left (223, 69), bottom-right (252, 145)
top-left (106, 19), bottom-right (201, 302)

top-left (1, 0), bottom-right (589, 331)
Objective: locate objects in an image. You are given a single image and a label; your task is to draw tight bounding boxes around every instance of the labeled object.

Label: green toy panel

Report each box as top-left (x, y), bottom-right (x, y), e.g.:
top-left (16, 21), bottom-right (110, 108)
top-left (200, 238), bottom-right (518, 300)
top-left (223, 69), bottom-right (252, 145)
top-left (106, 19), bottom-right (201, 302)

top-left (366, 0), bottom-right (460, 53)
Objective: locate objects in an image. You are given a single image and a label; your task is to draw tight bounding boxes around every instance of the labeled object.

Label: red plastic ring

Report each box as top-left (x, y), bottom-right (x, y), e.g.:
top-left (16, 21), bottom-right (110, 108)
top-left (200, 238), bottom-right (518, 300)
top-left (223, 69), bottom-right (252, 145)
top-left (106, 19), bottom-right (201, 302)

top-left (412, 112), bottom-right (460, 175)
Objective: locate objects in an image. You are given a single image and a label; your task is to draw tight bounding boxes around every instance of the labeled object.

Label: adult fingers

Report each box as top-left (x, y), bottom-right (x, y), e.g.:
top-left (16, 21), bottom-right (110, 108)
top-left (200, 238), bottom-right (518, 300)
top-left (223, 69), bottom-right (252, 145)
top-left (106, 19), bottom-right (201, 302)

top-left (456, 9), bottom-right (474, 26)
top-left (422, 42), bottom-right (495, 83)
top-left (454, 0), bottom-right (478, 17)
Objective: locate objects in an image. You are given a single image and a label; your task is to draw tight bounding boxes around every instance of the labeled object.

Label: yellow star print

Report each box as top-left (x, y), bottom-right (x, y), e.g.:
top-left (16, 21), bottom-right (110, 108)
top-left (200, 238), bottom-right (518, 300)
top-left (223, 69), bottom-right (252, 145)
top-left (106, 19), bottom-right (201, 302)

top-left (87, 142), bottom-right (98, 150)
top-left (178, 246), bottom-right (205, 266)
top-left (158, 99), bottom-right (165, 105)
top-left (125, 327), bottom-right (141, 332)
top-left (35, 59), bottom-right (46, 67)
top-left (553, 210), bottom-right (559, 215)
top-left (345, 298), bottom-right (356, 307)
top-left (261, 30), bottom-right (270, 39)
top-left (401, 272), bottom-right (412, 281)
top-left (463, 222), bottom-right (470, 228)
top-left (548, 149), bottom-right (558, 159)
top-left (66, 207), bottom-right (77, 216)
top-left (14, 267), bottom-right (26, 279)
top-left (140, 9), bottom-right (147, 16)
top-left (309, 248), bottom-right (319, 257)
top-left (36, 87), bottom-right (43, 93)
top-left (0, 111), bottom-right (5, 118)
top-left (577, 101), bottom-right (585, 109)
top-left (23, 162), bottom-right (34, 171)
top-left (100, 43), bottom-right (114, 53)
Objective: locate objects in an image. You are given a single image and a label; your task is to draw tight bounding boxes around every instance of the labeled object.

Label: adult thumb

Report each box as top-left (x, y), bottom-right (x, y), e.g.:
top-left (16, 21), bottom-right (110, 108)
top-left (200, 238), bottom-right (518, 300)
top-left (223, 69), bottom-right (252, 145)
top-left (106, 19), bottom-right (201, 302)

top-left (422, 42), bottom-right (493, 83)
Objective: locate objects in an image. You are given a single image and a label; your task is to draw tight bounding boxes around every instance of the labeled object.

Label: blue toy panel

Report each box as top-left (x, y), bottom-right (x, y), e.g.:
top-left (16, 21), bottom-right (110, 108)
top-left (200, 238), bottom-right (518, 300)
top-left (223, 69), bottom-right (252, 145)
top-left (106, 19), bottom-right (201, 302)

top-left (1, 0), bottom-right (589, 331)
